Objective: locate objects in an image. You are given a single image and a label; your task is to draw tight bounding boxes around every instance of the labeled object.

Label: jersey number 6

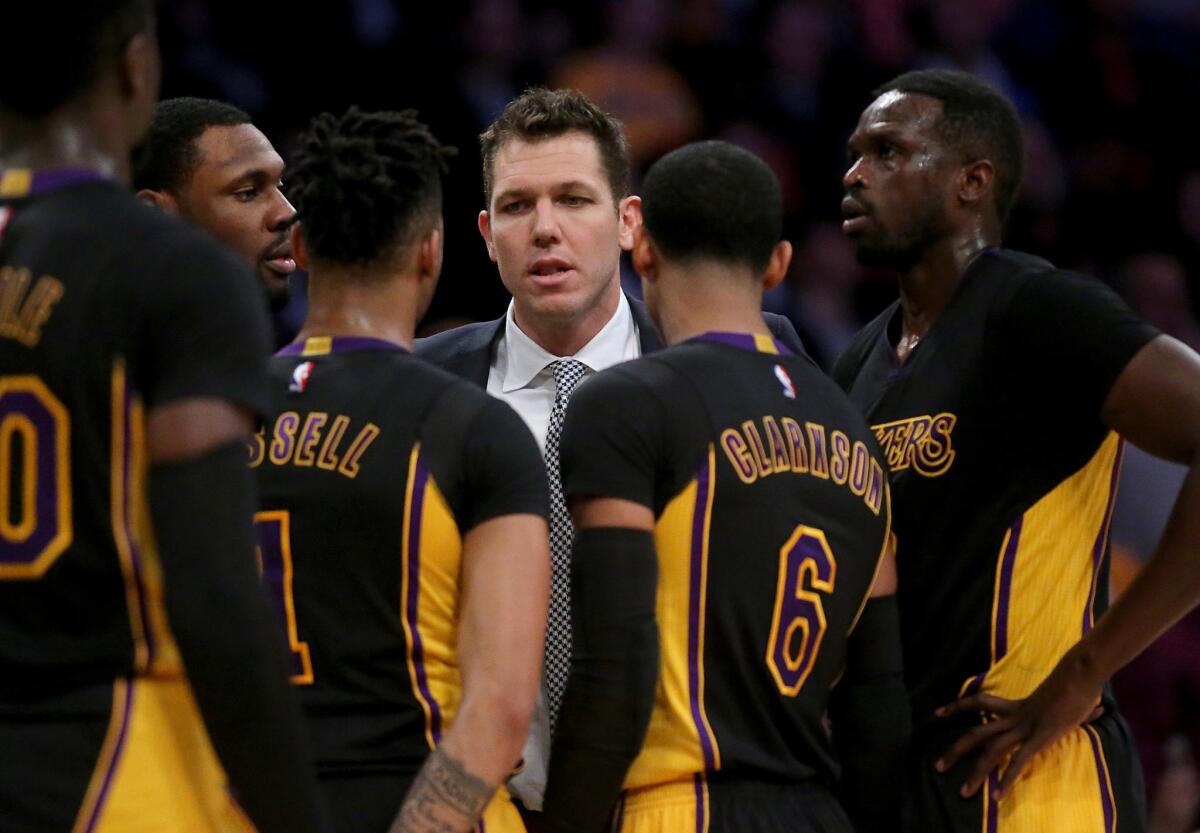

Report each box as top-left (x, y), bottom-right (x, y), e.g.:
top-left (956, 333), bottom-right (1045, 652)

top-left (765, 525), bottom-right (837, 696)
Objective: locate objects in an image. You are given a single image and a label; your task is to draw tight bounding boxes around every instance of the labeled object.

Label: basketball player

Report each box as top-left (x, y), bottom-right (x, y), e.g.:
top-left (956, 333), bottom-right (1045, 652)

top-left (542, 141), bottom-right (907, 833)
top-left (835, 69), bottom-right (1200, 832)
top-left (133, 97), bottom-right (297, 311)
top-left (255, 106), bottom-right (550, 833)
top-left (0, 2), bottom-right (329, 832)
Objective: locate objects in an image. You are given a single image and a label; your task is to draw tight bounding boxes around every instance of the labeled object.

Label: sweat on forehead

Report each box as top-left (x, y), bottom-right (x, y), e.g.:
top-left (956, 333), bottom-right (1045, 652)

top-left (865, 69), bottom-right (1025, 220)
top-left (861, 91), bottom-right (945, 134)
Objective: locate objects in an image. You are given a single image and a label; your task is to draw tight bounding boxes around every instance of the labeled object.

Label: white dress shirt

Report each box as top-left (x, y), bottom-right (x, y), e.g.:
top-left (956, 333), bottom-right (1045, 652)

top-left (488, 292), bottom-right (641, 809)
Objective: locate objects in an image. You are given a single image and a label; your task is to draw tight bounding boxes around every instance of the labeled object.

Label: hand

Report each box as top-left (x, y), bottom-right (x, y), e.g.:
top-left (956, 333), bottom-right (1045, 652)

top-left (933, 656), bottom-right (1105, 800)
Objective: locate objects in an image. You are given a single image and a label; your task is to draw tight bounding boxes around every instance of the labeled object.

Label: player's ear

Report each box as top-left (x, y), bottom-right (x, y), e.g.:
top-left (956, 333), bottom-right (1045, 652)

top-left (136, 189), bottom-right (179, 215)
top-left (958, 160), bottom-right (995, 210)
top-left (763, 240), bottom-right (792, 291)
top-left (290, 223), bottom-right (309, 272)
top-left (416, 224), bottom-right (443, 284)
top-left (617, 195), bottom-right (642, 252)
top-left (118, 31), bottom-right (159, 110)
top-left (477, 210), bottom-right (497, 262)
top-left (631, 223), bottom-right (659, 281)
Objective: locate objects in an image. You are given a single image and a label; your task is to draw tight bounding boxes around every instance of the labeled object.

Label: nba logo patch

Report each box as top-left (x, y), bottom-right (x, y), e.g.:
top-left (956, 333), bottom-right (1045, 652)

top-left (290, 360), bottom-right (314, 393)
top-left (773, 364), bottom-right (796, 399)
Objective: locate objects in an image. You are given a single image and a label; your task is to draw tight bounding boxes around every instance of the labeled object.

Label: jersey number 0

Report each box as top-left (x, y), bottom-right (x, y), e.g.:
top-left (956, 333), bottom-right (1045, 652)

top-left (0, 375), bottom-right (72, 579)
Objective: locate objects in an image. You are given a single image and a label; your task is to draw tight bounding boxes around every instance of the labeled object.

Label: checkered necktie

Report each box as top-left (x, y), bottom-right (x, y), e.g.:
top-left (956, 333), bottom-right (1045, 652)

top-left (544, 358), bottom-right (588, 733)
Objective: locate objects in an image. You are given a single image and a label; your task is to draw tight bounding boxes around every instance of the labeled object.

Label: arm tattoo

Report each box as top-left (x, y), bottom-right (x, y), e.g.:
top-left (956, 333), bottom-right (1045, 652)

top-left (389, 747), bottom-right (495, 833)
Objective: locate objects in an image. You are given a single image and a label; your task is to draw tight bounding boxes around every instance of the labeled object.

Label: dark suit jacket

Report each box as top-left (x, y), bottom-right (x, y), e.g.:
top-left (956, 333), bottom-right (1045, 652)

top-left (415, 294), bottom-right (805, 385)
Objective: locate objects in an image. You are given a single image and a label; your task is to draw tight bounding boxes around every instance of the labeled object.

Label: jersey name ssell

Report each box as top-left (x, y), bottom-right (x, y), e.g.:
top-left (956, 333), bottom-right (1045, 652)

top-left (249, 410), bottom-right (379, 479)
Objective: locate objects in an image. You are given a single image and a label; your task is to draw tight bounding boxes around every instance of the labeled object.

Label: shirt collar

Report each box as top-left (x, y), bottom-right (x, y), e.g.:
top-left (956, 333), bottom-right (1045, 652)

top-left (500, 291), bottom-right (637, 392)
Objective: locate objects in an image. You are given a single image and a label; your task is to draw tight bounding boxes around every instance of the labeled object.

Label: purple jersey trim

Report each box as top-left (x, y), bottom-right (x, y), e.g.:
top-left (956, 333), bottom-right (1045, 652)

top-left (0, 167), bottom-right (110, 199)
top-left (1084, 441), bottom-right (1124, 634)
top-left (686, 457), bottom-right (718, 771)
top-left (405, 455), bottom-right (444, 743)
top-left (120, 381), bottom-right (156, 668)
top-left (992, 515), bottom-right (1024, 662)
top-left (687, 331), bottom-right (795, 356)
top-left (275, 336), bottom-right (409, 357)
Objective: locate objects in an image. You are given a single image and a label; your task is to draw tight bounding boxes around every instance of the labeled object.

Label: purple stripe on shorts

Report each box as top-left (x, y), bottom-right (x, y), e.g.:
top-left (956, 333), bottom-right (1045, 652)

top-left (963, 673), bottom-right (987, 696)
top-left (692, 774), bottom-right (707, 833)
top-left (611, 795), bottom-right (625, 832)
top-left (84, 680), bottom-right (135, 833)
top-left (1086, 727), bottom-right (1117, 833)
top-left (985, 770), bottom-right (1000, 833)
top-left (405, 456), bottom-right (443, 743)
top-left (686, 457), bottom-right (717, 771)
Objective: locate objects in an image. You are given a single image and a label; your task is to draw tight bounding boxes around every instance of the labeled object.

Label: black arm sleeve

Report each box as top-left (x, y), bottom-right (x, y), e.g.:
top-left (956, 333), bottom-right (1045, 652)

top-left (543, 527), bottom-right (659, 833)
top-left (150, 442), bottom-right (330, 833)
top-left (828, 594), bottom-right (910, 833)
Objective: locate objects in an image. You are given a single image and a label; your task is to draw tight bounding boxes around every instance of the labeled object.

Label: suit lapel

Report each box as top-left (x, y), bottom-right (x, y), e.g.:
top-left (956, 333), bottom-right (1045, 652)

top-left (443, 318), bottom-right (503, 386)
top-left (628, 295), bottom-right (665, 354)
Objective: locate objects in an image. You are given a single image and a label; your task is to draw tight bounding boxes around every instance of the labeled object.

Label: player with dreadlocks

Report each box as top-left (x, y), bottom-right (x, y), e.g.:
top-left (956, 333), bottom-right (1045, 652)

top-left (252, 106), bottom-right (551, 833)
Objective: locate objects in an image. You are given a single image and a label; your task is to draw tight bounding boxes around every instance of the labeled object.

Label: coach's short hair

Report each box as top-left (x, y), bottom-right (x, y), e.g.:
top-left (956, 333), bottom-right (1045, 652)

top-left (873, 69), bottom-right (1024, 222)
top-left (641, 140), bottom-right (783, 273)
top-left (287, 107), bottom-right (455, 268)
top-left (0, 0), bottom-right (153, 116)
top-left (479, 88), bottom-right (630, 207)
top-left (132, 98), bottom-right (252, 192)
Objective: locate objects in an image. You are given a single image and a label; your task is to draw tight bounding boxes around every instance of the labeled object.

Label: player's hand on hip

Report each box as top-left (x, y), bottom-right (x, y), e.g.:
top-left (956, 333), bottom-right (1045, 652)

top-left (932, 658), bottom-right (1105, 800)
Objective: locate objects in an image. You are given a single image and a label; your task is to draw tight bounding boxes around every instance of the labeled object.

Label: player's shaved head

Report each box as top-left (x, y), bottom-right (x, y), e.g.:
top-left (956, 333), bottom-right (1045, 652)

top-left (871, 69), bottom-right (1023, 222)
top-left (133, 98), bottom-right (252, 193)
top-left (641, 140), bottom-right (783, 273)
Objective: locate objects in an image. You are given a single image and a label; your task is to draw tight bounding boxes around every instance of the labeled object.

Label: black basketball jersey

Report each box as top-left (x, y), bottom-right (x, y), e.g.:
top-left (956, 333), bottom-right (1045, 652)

top-left (0, 170), bottom-right (269, 703)
top-left (560, 331), bottom-right (892, 790)
top-left (832, 248), bottom-right (1160, 729)
top-left (252, 336), bottom-right (548, 775)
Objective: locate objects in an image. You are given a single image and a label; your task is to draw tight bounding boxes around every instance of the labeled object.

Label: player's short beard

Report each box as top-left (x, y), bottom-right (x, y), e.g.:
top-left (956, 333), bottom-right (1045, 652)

top-left (854, 235), bottom-right (922, 271)
top-left (263, 279), bottom-right (291, 312)
top-left (853, 207), bottom-right (946, 272)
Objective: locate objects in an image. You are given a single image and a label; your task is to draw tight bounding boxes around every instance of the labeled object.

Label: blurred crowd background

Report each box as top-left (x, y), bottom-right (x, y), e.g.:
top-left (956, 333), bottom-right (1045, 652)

top-left (155, 0), bottom-right (1200, 829)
